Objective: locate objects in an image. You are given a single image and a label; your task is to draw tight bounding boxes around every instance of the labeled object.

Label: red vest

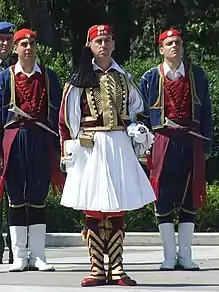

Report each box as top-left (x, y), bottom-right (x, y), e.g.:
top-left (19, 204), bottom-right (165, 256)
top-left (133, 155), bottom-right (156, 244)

top-left (12, 65), bottom-right (48, 121)
top-left (160, 64), bottom-right (192, 125)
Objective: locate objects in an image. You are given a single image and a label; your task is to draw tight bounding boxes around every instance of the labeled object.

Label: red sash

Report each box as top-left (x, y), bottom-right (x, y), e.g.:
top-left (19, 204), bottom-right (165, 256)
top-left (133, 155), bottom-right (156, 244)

top-left (150, 128), bottom-right (206, 209)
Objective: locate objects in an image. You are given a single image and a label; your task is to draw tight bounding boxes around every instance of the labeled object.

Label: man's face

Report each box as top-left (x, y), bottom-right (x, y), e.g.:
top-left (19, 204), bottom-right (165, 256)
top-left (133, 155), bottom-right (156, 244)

top-left (14, 38), bottom-right (37, 62)
top-left (159, 36), bottom-right (184, 60)
top-left (89, 34), bottom-right (115, 59)
top-left (0, 33), bottom-right (13, 60)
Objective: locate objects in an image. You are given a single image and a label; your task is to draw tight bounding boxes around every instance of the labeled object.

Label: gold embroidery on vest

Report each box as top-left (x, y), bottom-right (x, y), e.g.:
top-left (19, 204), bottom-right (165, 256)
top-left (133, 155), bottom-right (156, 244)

top-left (85, 71), bottom-right (128, 128)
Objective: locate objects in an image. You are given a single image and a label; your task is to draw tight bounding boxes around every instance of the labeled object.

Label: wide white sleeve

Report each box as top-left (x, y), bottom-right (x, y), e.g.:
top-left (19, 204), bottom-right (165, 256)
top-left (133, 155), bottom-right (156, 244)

top-left (128, 83), bottom-right (144, 122)
top-left (66, 86), bottom-right (82, 138)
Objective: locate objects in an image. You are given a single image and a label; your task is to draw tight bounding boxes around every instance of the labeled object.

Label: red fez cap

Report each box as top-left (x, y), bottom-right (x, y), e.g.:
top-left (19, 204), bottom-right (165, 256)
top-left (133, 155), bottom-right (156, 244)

top-left (14, 29), bottom-right (36, 43)
top-left (86, 25), bottom-right (112, 43)
top-left (158, 29), bottom-right (181, 44)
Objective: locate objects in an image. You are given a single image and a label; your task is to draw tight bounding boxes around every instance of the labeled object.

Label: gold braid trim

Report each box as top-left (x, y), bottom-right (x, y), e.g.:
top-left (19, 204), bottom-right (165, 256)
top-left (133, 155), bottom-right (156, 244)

top-left (85, 71), bottom-right (129, 128)
top-left (86, 229), bottom-right (106, 279)
top-left (107, 229), bottom-right (127, 280)
top-left (189, 66), bottom-right (201, 124)
top-left (150, 65), bottom-right (165, 130)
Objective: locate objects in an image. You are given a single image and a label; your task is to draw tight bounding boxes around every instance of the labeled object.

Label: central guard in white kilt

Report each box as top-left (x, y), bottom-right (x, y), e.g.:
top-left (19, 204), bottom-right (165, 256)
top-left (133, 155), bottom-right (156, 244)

top-left (59, 24), bottom-right (155, 287)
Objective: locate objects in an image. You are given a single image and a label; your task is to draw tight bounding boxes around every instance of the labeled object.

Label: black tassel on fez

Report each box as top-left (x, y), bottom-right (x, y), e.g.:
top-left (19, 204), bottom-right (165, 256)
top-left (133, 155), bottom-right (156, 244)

top-left (70, 46), bottom-right (99, 88)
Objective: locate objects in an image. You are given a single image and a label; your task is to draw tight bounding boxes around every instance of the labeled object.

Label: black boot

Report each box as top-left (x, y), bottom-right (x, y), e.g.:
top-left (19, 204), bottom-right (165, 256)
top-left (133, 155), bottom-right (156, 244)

top-left (6, 232), bottom-right (13, 264)
top-left (0, 233), bottom-right (5, 264)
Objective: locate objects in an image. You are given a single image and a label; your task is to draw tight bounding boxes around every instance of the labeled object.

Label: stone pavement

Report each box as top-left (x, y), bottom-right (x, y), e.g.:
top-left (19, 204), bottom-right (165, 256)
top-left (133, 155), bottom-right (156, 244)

top-left (0, 246), bottom-right (219, 291)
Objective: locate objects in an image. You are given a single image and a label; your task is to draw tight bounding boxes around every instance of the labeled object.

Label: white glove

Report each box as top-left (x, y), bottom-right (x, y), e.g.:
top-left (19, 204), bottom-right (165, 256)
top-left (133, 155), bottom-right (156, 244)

top-left (133, 142), bottom-right (147, 156)
top-left (61, 139), bottom-right (80, 170)
top-left (127, 123), bottom-right (154, 151)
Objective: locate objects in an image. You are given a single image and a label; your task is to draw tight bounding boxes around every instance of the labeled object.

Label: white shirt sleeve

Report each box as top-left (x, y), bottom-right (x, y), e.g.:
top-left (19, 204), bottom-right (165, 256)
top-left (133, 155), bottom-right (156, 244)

top-left (128, 75), bottom-right (144, 122)
top-left (66, 86), bottom-right (82, 138)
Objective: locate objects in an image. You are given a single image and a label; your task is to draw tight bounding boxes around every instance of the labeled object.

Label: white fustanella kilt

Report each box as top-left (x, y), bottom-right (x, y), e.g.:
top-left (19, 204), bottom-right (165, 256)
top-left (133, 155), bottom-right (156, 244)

top-left (60, 130), bottom-right (156, 212)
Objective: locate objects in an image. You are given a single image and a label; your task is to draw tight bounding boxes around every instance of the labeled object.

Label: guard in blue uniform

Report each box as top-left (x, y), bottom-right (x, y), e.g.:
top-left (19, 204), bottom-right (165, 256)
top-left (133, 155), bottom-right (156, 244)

top-left (0, 21), bottom-right (16, 264)
top-left (0, 28), bottom-right (64, 272)
top-left (140, 29), bottom-right (212, 271)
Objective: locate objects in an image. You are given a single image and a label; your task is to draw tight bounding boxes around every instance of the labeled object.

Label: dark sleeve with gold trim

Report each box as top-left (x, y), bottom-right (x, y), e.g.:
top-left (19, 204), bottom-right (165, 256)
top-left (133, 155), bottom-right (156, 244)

top-left (0, 69), bottom-right (11, 155)
top-left (139, 71), bottom-right (153, 131)
top-left (47, 68), bottom-right (62, 154)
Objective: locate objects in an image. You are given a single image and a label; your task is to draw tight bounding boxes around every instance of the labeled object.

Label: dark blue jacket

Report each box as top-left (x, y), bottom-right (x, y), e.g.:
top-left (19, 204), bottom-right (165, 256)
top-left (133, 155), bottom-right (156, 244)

top-left (140, 63), bottom-right (212, 155)
top-left (0, 65), bottom-right (62, 153)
